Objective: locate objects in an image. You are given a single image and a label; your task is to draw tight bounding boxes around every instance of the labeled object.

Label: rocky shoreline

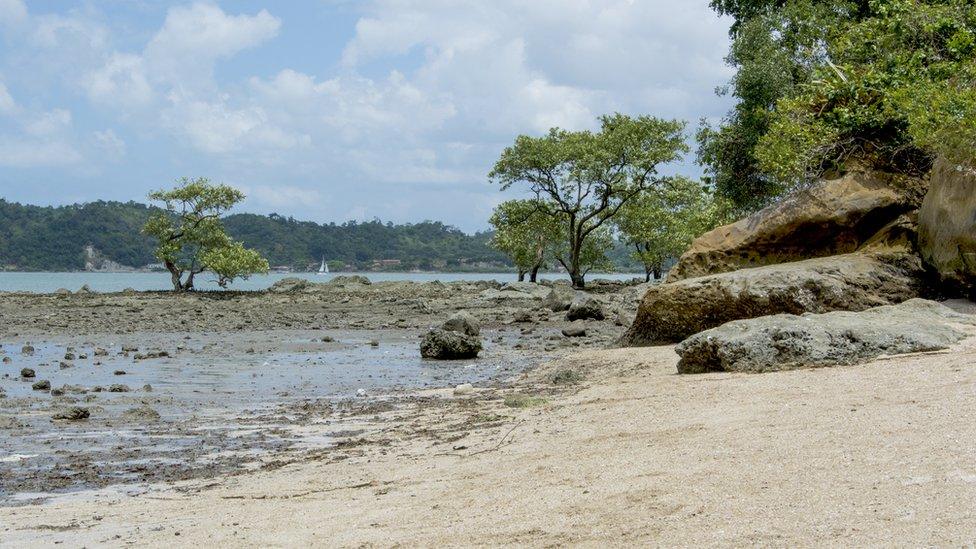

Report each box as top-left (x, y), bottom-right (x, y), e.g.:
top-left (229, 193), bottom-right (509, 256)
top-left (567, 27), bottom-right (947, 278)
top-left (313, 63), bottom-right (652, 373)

top-left (0, 278), bottom-right (646, 503)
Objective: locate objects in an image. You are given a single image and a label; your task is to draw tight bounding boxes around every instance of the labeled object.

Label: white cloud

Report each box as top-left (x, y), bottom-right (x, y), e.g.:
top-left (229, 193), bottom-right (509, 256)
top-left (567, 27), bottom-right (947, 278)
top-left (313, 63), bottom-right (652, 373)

top-left (84, 53), bottom-right (153, 108)
top-left (0, 81), bottom-right (15, 114)
top-left (144, 3), bottom-right (280, 86)
top-left (0, 0), bottom-right (26, 31)
top-left (24, 108), bottom-right (71, 137)
top-left (92, 129), bottom-right (125, 158)
top-left (0, 137), bottom-right (81, 167)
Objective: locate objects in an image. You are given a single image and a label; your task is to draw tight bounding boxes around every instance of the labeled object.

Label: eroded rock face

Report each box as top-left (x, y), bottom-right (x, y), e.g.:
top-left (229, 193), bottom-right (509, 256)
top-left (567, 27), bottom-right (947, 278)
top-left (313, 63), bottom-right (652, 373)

top-left (918, 158), bottom-right (976, 294)
top-left (622, 252), bottom-right (924, 345)
top-left (668, 169), bottom-right (927, 281)
top-left (675, 299), bottom-right (972, 374)
top-left (442, 311), bottom-right (480, 337)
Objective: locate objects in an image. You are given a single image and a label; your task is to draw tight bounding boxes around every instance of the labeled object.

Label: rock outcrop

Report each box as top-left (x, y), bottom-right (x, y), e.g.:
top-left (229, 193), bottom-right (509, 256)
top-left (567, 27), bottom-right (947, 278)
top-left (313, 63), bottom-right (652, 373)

top-left (918, 158), bottom-right (976, 293)
top-left (543, 287), bottom-right (576, 312)
top-left (667, 169), bottom-right (926, 282)
top-left (622, 252), bottom-right (924, 345)
top-left (675, 299), bottom-right (972, 374)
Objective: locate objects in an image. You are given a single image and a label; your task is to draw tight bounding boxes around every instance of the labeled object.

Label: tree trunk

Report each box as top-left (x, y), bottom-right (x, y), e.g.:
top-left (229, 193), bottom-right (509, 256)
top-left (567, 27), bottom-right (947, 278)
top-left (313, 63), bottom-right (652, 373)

top-left (517, 270), bottom-right (526, 282)
top-left (653, 266), bottom-right (662, 280)
top-left (165, 261), bottom-right (184, 291)
top-left (530, 264), bottom-right (541, 283)
top-left (644, 269), bottom-right (652, 283)
top-left (184, 271), bottom-right (196, 291)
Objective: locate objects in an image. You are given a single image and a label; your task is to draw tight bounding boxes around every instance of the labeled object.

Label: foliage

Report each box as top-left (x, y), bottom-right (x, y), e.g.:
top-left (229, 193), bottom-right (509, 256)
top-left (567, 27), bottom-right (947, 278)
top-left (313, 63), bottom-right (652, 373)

top-left (143, 177), bottom-right (269, 291)
top-left (706, 0), bottom-right (976, 206)
top-left (488, 199), bottom-right (562, 281)
top-left (615, 177), bottom-right (729, 280)
top-left (490, 113), bottom-right (687, 287)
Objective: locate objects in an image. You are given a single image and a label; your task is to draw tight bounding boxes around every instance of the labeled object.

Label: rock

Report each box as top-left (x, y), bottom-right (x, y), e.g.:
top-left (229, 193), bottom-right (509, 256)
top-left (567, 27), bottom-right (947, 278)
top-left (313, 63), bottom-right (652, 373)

top-left (121, 405), bottom-right (161, 422)
top-left (453, 383), bottom-right (474, 396)
top-left (623, 252), bottom-right (925, 345)
top-left (668, 169), bottom-right (927, 281)
top-left (54, 288), bottom-right (71, 296)
top-left (93, 347), bottom-right (108, 356)
top-left (20, 368), bottom-right (35, 378)
top-left (614, 308), bottom-right (635, 327)
top-left (21, 345), bottom-right (34, 355)
top-left (369, 339), bottom-right (380, 347)
top-left (918, 158), bottom-right (976, 293)
top-left (676, 299), bottom-right (972, 374)
top-left (76, 284), bottom-right (95, 295)
top-left (31, 380), bottom-right (51, 391)
top-left (513, 310), bottom-right (534, 323)
top-left (420, 329), bottom-right (482, 360)
top-left (329, 275), bottom-right (371, 286)
top-left (543, 287), bottom-right (576, 312)
top-left (561, 326), bottom-right (587, 338)
top-left (269, 277), bottom-right (311, 293)
top-left (1, 357), bottom-right (10, 364)
top-left (113, 370), bottom-right (126, 375)
top-left (108, 384), bottom-right (130, 392)
top-left (59, 361), bottom-right (73, 369)
top-left (52, 407), bottom-right (89, 421)
top-left (64, 352), bottom-right (75, 360)
top-left (566, 296), bottom-right (605, 321)
top-left (442, 311), bottom-right (480, 336)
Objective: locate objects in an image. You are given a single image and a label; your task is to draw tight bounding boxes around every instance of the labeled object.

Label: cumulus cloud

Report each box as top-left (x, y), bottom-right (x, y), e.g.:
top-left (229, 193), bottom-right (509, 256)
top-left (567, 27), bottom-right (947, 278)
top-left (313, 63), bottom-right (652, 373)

top-left (0, 0), bottom-right (734, 228)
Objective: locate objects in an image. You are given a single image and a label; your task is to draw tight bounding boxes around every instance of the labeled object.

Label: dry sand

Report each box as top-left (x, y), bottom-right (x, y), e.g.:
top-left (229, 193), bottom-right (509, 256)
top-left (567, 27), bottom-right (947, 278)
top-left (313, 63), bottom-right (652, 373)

top-left (4, 329), bottom-right (976, 547)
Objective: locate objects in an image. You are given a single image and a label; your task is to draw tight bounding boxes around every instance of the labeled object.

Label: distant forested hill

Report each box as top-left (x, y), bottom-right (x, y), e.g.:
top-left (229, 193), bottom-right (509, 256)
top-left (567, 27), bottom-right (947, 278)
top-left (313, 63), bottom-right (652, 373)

top-left (0, 199), bottom-right (509, 271)
top-left (0, 199), bottom-right (641, 272)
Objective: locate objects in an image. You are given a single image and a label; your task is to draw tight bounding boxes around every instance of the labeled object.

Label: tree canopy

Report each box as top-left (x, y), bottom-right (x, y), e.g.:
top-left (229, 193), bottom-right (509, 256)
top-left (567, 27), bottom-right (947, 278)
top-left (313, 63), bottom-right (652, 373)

top-left (490, 113), bottom-right (687, 287)
top-left (700, 0), bottom-right (975, 211)
top-left (143, 178), bottom-right (269, 291)
top-left (615, 177), bottom-right (729, 281)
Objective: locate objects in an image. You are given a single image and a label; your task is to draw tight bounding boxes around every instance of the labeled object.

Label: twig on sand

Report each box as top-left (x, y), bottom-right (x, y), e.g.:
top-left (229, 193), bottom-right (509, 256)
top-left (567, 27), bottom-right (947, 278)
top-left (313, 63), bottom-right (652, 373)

top-left (437, 419), bottom-right (526, 458)
top-left (220, 480), bottom-right (376, 500)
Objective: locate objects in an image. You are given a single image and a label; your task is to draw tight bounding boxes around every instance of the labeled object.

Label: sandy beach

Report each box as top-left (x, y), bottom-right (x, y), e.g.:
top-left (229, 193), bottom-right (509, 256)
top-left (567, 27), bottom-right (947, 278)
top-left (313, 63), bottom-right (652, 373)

top-left (3, 316), bottom-right (975, 546)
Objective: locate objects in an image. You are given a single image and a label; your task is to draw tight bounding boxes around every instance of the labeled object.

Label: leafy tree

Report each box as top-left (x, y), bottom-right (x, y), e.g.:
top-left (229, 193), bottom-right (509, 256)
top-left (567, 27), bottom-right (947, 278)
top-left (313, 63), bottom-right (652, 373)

top-left (143, 178), bottom-right (269, 291)
top-left (704, 0), bottom-right (976, 207)
top-left (488, 199), bottom-right (562, 282)
top-left (490, 113), bottom-right (687, 288)
top-left (615, 177), bottom-right (729, 281)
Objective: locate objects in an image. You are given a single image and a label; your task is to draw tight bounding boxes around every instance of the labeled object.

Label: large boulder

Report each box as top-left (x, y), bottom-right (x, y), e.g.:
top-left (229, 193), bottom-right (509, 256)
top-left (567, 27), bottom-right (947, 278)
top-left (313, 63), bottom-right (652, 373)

top-left (668, 169), bottom-right (927, 281)
top-left (420, 330), bottom-right (482, 359)
top-left (676, 299), bottom-right (972, 374)
top-left (622, 252), bottom-right (924, 345)
top-left (918, 158), bottom-right (976, 293)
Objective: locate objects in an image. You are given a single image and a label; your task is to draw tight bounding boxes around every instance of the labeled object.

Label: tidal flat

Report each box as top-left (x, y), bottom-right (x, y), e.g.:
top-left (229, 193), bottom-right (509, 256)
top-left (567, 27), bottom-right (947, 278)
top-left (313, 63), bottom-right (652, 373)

top-left (0, 278), bottom-right (644, 503)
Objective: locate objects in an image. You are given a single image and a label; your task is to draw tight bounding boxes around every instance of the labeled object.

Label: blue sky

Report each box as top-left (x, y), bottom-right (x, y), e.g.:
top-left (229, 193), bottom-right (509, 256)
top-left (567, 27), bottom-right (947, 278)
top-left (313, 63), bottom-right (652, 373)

top-left (0, 0), bottom-right (733, 231)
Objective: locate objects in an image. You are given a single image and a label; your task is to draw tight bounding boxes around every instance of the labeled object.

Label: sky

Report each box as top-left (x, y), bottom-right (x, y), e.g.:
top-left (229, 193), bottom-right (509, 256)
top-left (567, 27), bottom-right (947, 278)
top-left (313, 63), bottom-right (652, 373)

top-left (0, 0), bottom-right (733, 232)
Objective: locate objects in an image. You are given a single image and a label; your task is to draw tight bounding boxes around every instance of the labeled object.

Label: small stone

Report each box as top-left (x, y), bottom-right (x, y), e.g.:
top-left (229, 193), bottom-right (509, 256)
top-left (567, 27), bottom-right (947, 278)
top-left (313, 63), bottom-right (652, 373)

top-left (2, 356), bottom-right (10, 364)
top-left (93, 348), bottom-right (108, 357)
top-left (52, 407), bottom-right (89, 421)
top-left (369, 340), bottom-right (379, 347)
top-left (562, 326), bottom-right (587, 338)
top-left (143, 384), bottom-right (153, 392)
top-left (21, 345), bottom-right (34, 356)
top-left (63, 352), bottom-right (75, 361)
top-left (113, 370), bottom-right (126, 376)
top-left (32, 379), bottom-right (51, 391)
top-left (59, 361), bottom-right (74, 369)
top-left (321, 336), bottom-right (335, 343)
top-left (20, 368), bottom-right (35, 378)
top-left (453, 383), bottom-right (474, 396)
top-left (108, 384), bottom-right (130, 393)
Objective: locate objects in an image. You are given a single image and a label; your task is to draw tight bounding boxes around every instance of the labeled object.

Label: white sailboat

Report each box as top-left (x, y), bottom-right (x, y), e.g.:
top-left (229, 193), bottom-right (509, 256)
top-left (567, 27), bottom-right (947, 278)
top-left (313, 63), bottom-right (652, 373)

top-left (317, 257), bottom-right (330, 275)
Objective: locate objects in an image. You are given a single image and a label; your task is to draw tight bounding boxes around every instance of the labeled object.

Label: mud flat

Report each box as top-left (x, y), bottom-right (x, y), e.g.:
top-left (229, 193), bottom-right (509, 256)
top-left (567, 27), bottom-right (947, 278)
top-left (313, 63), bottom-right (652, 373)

top-left (0, 279), bottom-right (641, 503)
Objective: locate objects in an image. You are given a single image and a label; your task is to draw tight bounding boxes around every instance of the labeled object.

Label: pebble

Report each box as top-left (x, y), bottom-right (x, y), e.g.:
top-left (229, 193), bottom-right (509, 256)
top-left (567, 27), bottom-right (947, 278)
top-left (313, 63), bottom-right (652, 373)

top-left (52, 407), bottom-right (89, 421)
top-left (454, 383), bottom-right (474, 396)
top-left (20, 368), bottom-right (35, 378)
top-left (32, 380), bottom-right (51, 391)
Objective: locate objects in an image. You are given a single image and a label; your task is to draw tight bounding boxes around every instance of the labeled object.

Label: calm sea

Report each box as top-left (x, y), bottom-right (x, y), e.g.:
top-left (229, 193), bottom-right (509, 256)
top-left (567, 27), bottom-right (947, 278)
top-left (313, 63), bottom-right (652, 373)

top-left (0, 271), bottom-right (643, 293)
